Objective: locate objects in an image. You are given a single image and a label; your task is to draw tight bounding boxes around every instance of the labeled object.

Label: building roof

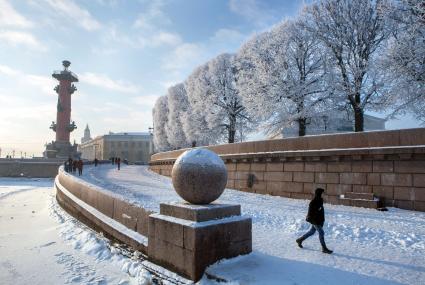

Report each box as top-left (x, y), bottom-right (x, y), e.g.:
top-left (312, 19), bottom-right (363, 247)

top-left (364, 114), bottom-right (387, 122)
top-left (107, 132), bottom-right (151, 136)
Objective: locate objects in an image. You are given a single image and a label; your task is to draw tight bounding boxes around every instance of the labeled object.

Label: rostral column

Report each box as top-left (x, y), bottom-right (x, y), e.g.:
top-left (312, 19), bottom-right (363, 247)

top-left (45, 60), bottom-right (79, 158)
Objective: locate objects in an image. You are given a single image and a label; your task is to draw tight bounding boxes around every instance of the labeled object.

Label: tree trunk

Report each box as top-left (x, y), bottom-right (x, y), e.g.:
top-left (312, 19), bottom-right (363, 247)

top-left (228, 115), bottom-right (236, 143)
top-left (297, 100), bottom-right (306, 137)
top-left (354, 107), bottom-right (364, 132)
top-left (298, 118), bottom-right (307, 136)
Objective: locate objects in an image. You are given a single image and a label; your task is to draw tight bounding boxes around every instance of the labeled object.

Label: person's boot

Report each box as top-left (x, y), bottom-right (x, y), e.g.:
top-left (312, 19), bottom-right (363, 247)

top-left (296, 238), bottom-right (303, 248)
top-left (322, 247), bottom-right (333, 254)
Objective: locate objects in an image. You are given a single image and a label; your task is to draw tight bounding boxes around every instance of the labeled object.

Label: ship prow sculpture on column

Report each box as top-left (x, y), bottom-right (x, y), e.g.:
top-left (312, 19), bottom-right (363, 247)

top-left (148, 148), bottom-right (252, 281)
top-left (44, 60), bottom-right (80, 159)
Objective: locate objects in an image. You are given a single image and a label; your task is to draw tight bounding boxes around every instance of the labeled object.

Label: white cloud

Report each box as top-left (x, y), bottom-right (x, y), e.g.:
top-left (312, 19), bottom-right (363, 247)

top-left (80, 72), bottom-right (141, 94)
top-left (162, 43), bottom-right (206, 73)
top-left (228, 0), bottom-right (277, 27)
top-left (95, 0), bottom-right (118, 6)
top-left (150, 31), bottom-right (182, 47)
top-left (26, 74), bottom-right (56, 95)
top-left (133, 0), bottom-right (171, 30)
top-left (0, 64), bottom-right (56, 95)
top-left (97, 1), bottom-right (181, 50)
top-left (211, 28), bottom-right (245, 43)
top-left (159, 28), bottom-right (248, 82)
top-left (0, 64), bottom-right (19, 76)
top-left (0, 0), bottom-right (33, 28)
top-left (90, 46), bottom-right (118, 55)
top-left (102, 24), bottom-right (182, 49)
top-left (43, 0), bottom-right (101, 31)
top-left (0, 30), bottom-right (47, 51)
top-left (131, 95), bottom-right (160, 108)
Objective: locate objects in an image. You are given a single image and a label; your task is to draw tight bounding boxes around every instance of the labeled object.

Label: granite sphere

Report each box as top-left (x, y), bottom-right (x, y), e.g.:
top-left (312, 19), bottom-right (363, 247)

top-left (171, 148), bottom-right (227, 204)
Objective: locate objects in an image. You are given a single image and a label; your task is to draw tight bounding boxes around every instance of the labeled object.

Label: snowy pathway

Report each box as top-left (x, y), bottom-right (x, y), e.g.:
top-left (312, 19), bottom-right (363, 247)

top-left (0, 178), bottom-right (147, 285)
top-left (79, 164), bottom-right (425, 285)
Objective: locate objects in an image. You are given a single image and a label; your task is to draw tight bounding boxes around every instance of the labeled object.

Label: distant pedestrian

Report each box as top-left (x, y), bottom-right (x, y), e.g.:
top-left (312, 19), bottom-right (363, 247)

top-left (72, 160), bottom-right (77, 173)
top-left (64, 161), bottom-right (69, 173)
top-left (94, 158), bottom-right (98, 167)
top-left (77, 159), bottom-right (83, 176)
top-left (296, 188), bottom-right (333, 254)
top-left (111, 157), bottom-right (115, 165)
top-left (117, 157), bottom-right (121, 170)
top-left (68, 157), bottom-right (73, 171)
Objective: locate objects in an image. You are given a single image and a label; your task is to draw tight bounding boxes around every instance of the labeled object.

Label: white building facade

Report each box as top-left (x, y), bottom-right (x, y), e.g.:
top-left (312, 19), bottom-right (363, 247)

top-left (280, 111), bottom-right (386, 138)
top-left (78, 132), bottom-right (153, 164)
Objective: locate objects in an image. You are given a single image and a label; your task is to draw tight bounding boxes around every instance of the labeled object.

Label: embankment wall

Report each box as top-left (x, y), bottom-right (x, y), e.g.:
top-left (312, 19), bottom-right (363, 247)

top-left (0, 159), bottom-right (62, 178)
top-left (149, 129), bottom-right (425, 211)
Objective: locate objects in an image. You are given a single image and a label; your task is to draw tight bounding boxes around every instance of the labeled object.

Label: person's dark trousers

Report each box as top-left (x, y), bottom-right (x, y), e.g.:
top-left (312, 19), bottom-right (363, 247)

top-left (78, 169), bottom-right (82, 176)
top-left (299, 224), bottom-right (326, 248)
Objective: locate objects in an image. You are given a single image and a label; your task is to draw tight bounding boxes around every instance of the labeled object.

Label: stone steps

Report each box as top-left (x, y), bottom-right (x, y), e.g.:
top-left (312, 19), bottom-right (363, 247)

top-left (339, 192), bottom-right (380, 209)
top-left (344, 192), bottom-right (375, 200)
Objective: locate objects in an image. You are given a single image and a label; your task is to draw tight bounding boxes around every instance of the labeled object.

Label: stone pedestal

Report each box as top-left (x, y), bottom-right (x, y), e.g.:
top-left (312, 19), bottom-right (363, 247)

top-left (148, 202), bottom-right (252, 281)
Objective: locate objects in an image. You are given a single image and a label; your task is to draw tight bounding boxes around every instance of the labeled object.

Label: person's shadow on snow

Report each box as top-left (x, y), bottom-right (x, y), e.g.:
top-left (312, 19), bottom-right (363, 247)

top-left (206, 251), bottom-right (407, 285)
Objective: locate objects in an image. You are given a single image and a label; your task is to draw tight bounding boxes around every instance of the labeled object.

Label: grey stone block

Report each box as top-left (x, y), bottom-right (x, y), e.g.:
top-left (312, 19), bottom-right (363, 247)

top-left (148, 214), bottom-right (184, 247)
top-left (148, 208), bottom-right (252, 282)
top-left (160, 202), bottom-right (240, 222)
top-left (113, 199), bottom-right (139, 231)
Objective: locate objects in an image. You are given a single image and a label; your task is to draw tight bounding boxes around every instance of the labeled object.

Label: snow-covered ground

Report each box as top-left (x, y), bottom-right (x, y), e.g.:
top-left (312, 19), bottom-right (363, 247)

top-left (0, 178), bottom-right (165, 285)
top-left (1, 165), bottom-right (424, 284)
top-left (80, 164), bottom-right (425, 285)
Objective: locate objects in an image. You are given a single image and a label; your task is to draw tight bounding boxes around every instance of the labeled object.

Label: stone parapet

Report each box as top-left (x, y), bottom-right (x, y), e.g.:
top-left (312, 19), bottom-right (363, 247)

top-left (57, 167), bottom-right (153, 240)
top-left (151, 128), bottom-right (425, 162)
top-left (0, 160), bottom-right (62, 177)
top-left (55, 175), bottom-right (148, 252)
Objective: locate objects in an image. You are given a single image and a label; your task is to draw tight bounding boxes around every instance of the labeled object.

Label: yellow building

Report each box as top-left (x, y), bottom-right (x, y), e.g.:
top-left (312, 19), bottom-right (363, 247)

top-left (79, 132), bottom-right (153, 164)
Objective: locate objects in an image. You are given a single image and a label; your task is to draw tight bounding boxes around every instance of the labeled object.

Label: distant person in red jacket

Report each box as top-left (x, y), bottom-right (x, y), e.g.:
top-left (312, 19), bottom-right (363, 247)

top-left (77, 159), bottom-right (83, 176)
top-left (117, 157), bottom-right (121, 170)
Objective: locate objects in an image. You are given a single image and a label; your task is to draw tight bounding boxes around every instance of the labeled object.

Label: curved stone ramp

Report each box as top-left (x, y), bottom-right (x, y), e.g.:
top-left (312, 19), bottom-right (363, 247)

top-left (55, 167), bottom-right (150, 253)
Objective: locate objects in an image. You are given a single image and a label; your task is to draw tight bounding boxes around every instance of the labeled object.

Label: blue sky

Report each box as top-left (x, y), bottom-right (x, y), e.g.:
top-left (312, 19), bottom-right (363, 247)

top-left (0, 0), bottom-right (420, 157)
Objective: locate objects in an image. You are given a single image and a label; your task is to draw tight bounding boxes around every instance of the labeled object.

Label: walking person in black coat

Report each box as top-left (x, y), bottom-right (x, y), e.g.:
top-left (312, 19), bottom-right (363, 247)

top-left (296, 188), bottom-right (333, 254)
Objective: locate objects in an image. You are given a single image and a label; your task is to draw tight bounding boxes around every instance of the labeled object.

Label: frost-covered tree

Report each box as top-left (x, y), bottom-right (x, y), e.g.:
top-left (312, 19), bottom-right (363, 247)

top-left (305, 0), bottom-right (394, 132)
top-left (165, 83), bottom-right (189, 149)
top-left (382, 0), bottom-right (425, 120)
top-left (152, 95), bottom-right (170, 152)
top-left (236, 19), bottom-right (332, 137)
top-left (184, 64), bottom-right (220, 146)
top-left (185, 54), bottom-right (252, 143)
top-left (206, 53), bottom-right (253, 143)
